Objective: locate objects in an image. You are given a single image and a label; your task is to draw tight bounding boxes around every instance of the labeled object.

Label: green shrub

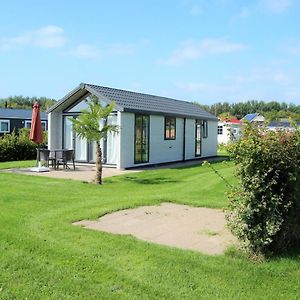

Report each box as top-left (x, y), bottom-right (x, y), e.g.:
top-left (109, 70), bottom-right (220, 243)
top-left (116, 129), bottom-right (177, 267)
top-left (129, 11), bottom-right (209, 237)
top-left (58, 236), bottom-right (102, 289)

top-left (0, 129), bottom-right (47, 162)
top-left (227, 125), bottom-right (300, 257)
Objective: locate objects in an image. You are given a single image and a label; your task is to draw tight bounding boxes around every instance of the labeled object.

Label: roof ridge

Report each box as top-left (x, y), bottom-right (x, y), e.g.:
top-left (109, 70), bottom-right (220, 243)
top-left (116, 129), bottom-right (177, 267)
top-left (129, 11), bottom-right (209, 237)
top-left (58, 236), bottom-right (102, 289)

top-left (84, 83), bottom-right (197, 105)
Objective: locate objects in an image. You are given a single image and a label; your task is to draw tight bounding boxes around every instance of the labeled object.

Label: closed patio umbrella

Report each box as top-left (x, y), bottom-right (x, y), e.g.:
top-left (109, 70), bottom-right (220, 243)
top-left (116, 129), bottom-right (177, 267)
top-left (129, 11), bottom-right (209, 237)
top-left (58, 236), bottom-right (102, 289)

top-left (30, 101), bottom-right (43, 144)
top-left (30, 101), bottom-right (49, 172)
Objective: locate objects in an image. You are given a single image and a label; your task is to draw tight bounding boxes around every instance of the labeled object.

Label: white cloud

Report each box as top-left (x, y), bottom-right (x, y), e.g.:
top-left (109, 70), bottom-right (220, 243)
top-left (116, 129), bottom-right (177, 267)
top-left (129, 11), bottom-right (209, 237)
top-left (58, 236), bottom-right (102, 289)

top-left (110, 39), bottom-right (150, 55)
top-left (177, 81), bottom-right (237, 94)
top-left (70, 44), bottom-right (100, 59)
top-left (285, 46), bottom-right (300, 55)
top-left (231, 67), bottom-right (295, 86)
top-left (161, 38), bottom-right (246, 65)
top-left (258, 0), bottom-right (294, 13)
top-left (190, 4), bottom-right (203, 15)
top-left (0, 25), bottom-right (66, 50)
top-left (238, 7), bottom-right (251, 18)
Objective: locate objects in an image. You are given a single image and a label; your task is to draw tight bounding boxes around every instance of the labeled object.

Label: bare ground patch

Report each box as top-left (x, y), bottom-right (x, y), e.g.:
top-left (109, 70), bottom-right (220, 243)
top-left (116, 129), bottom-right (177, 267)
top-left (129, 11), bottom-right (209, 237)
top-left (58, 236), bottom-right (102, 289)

top-left (73, 203), bottom-right (236, 255)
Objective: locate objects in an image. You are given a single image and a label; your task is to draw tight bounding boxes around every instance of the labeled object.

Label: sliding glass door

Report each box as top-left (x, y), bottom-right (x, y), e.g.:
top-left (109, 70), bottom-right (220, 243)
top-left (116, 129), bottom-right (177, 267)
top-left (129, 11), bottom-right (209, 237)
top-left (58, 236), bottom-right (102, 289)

top-left (64, 117), bottom-right (73, 149)
top-left (135, 115), bottom-right (149, 164)
top-left (63, 116), bottom-right (88, 162)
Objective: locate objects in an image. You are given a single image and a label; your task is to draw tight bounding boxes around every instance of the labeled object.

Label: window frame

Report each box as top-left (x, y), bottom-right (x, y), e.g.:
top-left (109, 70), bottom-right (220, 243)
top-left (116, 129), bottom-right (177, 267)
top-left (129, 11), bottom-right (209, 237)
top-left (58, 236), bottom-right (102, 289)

top-left (164, 117), bottom-right (176, 140)
top-left (217, 125), bottom-right (223, 135)
top-left (0, 119), bottom-right (10, 133)
top-left (195, 119), bottom-right (202, 157)
top-left (134, 114), bottom-right (150, 164)
top-left (24, 120), bottom-right (47, 131)
top-left (202, 120), bottom-right (208, 138)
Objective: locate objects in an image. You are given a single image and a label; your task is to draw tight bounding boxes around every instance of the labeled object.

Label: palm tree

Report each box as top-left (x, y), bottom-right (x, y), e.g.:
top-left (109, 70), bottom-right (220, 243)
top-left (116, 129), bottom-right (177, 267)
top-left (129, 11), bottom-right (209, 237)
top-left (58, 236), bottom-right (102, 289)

top-left (70, 96), bottom-right (119, 184)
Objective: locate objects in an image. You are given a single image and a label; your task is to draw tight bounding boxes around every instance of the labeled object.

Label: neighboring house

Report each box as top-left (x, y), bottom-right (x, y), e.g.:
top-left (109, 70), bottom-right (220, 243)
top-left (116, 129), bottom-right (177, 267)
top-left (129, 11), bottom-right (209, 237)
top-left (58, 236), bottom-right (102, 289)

top-left (217, 118), bottom-right (242, 145)
top-left (0, 108), bottom-right (48, 137)
top-left (242, 113), bottom-right (265, 126)
top-left (47, 83), bottom-right (218, 169)
top-left (268, 121), bottom-right (300, 131)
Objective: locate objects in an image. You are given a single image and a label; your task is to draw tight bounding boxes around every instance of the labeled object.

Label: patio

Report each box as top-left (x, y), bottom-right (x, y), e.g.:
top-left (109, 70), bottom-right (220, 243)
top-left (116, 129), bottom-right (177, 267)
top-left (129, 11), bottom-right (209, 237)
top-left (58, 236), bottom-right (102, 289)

top-left (7, 164), bottom-right (139, 182)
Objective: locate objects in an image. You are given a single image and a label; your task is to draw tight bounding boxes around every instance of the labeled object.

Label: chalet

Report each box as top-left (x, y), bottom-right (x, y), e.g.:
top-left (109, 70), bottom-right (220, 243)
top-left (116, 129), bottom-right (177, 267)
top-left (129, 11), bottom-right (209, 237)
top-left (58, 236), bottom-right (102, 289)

top-left (47, 83), bottom-right (218, 169)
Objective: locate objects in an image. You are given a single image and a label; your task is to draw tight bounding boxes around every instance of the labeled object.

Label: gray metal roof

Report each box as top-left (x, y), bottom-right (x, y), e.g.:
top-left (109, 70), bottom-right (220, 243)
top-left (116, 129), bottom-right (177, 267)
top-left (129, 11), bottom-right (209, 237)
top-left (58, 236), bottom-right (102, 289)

top-left (0, 108), bottom-right (47, 120)
top-left (49, 83), bottom-right (217, 120)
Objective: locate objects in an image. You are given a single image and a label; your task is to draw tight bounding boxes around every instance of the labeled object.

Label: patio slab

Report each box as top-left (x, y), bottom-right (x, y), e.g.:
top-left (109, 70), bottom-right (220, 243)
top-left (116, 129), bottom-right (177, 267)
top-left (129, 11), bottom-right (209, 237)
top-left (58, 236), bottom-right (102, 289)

top-left (74, 203), bottom-right (236, 255)
top-left (6, 165), bottom-right (138, 182)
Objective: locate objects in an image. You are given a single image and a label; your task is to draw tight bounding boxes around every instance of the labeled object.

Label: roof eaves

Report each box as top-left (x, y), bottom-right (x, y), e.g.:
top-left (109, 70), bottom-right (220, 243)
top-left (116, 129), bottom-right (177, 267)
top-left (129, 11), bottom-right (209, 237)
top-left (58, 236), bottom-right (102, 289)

top-left (123, 107), bottom-right (218, 120)
top-left (47, 83), bottom-right (85, 113)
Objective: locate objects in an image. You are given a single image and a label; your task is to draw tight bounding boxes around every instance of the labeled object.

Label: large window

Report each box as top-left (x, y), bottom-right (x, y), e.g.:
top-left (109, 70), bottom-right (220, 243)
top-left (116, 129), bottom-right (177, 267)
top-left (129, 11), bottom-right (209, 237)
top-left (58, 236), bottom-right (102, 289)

top-left (164, 117), bottom-right (176, 140)
top-left (0, 120), bottom-right (10, 133)
top-left (135, 114), bottom-right (149, 164)
top-left (202, 120), bottom-right (208, 138)
top-left (217, 125), bottom-right (223, 135)
top-left (25, 120), bottom-right (47, 131)
top-left (195, 120), bottom-right (202, 157)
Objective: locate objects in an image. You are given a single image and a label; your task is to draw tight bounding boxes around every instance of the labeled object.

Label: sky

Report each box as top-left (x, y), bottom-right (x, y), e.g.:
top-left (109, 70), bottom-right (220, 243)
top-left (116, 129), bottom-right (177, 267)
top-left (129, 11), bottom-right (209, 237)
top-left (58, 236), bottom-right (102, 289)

top-left (1, 0), bottom-right (300, 105)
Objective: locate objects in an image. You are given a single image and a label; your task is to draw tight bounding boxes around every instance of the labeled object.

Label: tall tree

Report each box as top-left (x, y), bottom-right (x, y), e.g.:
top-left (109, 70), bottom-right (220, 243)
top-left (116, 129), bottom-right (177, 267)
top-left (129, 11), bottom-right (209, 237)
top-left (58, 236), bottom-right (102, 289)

top-left (0, 96), bottom-right (56, 111)
top-left (70, 97), bottom-right (119, 184)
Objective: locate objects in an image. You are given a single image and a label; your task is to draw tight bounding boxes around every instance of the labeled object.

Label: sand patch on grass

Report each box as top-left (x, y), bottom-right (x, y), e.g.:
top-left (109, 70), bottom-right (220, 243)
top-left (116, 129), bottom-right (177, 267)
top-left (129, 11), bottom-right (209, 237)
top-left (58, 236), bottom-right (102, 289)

top-left (73, 203), bottom-right (236, 255)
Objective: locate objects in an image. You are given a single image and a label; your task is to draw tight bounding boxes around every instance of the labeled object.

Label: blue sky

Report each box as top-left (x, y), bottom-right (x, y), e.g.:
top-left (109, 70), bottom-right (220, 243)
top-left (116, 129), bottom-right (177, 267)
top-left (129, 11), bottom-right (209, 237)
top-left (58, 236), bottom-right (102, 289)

top-left (1, 0), bottom-right (300, 105)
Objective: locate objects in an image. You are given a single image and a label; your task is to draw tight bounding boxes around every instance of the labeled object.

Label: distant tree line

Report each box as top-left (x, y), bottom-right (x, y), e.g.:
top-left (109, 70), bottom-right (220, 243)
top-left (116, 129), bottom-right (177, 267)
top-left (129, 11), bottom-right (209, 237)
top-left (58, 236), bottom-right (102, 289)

top-left (196, 100), bottom-right (300, 121)
top-left (0, 96), bottom-right (57, 112)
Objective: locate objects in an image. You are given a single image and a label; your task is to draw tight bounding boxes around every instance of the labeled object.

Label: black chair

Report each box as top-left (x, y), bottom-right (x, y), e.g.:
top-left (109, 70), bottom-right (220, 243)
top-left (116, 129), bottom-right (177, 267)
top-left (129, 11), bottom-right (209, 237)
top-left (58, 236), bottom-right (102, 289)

top-left (56, 149), bottom-right (75, 170)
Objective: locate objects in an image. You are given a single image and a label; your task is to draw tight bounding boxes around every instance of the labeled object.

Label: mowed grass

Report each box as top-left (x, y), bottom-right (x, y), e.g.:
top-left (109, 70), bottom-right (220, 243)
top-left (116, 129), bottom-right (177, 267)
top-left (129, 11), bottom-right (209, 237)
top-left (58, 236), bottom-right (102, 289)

top-left (0, 161), bottom-right (300, 299)
top-left (0, 160), bottom-right (35, 170)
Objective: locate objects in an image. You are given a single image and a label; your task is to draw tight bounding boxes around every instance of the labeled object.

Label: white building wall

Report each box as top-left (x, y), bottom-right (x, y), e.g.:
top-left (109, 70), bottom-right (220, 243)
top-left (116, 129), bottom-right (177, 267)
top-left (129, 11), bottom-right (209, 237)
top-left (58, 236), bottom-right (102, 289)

top-left (105, 114), bottom-right (120, 165)
top-left (217, 122), bottom-right (242, 145)
top-left (118, 112), bottom-right (218, 169)
top-left (202, 120), bottom-right (218, 157)
top-left (48, 111), bottom-right (62, 150)
top-left (185, 118), bottom-right (196, 160)
top-left (118, 112), bottom-right (135, 169)
top-left (149, 115), bottom-right (184, 164)
top-left (217, 122), bottom-right (230, 145)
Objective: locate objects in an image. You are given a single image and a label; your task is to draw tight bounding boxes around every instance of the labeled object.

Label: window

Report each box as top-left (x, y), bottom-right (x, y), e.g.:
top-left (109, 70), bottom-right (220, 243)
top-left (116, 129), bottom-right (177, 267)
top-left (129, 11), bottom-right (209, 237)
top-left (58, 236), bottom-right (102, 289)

top-left (218, 125), bottom-right (223, 135)
top-left (195, 120), bottom-right (202, 156)
top-left (135, 115), bottom-right (150, 164)
top-left (202, 120), bottom-right (208, 138)
top-left (164, 117), bottom-right (176, 140)
top-left (233, 128), bottom-right (238, 134)
top-left (0, 120), bottom-right (10, 133)
top-left (25, 120), bottom-right (47, 131)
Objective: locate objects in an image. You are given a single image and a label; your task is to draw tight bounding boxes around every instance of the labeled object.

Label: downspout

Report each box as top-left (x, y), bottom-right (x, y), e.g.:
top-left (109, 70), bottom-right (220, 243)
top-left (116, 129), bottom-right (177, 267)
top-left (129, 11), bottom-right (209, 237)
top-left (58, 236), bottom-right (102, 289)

top-left (183, 118), bottom-right (186, 161)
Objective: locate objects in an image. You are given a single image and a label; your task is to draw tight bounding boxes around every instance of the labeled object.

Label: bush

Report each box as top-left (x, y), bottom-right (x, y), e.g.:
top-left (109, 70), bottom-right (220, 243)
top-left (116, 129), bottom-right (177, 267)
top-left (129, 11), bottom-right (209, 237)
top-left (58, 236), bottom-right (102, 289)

top-left (0, 129), bottom-right (47, 162)
top-left (226, 125), bottom-right (300, 257)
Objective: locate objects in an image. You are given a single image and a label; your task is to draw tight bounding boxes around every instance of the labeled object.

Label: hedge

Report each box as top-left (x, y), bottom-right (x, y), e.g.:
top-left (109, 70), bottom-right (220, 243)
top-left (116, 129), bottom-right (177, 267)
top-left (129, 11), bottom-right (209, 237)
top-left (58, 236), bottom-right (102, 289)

top-left (0, 129), bottom-right (47, 162)
top-left (227, 125), bottom-right (300, 257)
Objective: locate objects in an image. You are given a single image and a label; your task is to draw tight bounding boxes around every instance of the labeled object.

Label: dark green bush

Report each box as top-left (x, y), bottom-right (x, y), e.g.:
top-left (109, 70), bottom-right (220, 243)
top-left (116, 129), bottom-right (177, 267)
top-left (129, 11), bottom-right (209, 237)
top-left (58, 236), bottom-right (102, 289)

top-left (0, 129), bottom-right (47, 162)
top-left (227, 125), bottom-right (300, 256)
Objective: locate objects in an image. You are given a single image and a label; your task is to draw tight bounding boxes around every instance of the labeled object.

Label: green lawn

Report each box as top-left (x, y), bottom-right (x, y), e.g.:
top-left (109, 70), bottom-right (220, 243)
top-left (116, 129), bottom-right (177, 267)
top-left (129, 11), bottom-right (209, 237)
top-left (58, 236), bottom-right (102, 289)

top-left (0, 160), bottom-right (36, 170)
top-left (0, 161), bottom-right (299, 299)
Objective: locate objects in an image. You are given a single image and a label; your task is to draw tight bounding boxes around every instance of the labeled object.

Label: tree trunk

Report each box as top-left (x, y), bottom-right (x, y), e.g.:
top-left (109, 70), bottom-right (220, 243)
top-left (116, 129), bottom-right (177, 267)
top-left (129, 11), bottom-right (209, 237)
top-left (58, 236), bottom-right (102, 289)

top-left (95, 140), bottom-right (102, 184)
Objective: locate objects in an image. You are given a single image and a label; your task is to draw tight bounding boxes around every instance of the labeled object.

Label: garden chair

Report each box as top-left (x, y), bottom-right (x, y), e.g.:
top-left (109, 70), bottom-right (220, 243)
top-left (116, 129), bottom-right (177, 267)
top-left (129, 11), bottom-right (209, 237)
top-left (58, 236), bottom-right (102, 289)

top-left (56, 149), bottom-right (75, 170)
